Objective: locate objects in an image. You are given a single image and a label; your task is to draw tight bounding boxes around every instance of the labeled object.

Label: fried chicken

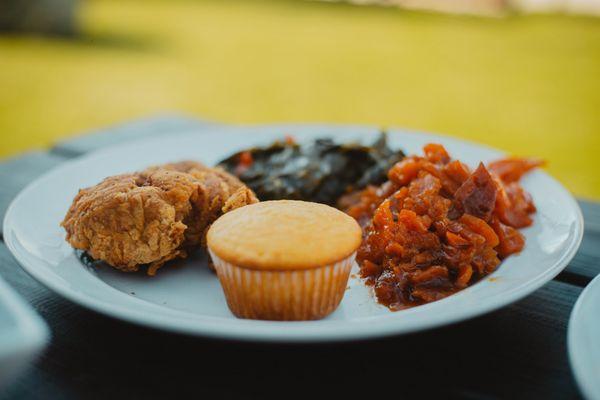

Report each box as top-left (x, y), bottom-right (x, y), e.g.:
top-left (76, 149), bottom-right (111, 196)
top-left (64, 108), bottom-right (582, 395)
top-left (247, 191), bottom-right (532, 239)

top-left (61, 161), bottom-right (258, 275)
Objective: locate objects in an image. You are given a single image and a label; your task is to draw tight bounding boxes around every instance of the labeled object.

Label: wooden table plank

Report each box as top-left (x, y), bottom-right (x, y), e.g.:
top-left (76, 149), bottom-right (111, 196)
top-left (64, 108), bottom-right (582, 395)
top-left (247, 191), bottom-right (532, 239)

top-left (0, 151), bottom-right (67, 236)
top-left (0, 241), bottom-right (583, 400)
top-left (561, 230), bottom-right (600, 284)
top-left (51, 114), bottom-right (219, 157)
top-left (580, 199), bottom-right (600, 233)
top-left (559, 200), bottom-right (600, 285)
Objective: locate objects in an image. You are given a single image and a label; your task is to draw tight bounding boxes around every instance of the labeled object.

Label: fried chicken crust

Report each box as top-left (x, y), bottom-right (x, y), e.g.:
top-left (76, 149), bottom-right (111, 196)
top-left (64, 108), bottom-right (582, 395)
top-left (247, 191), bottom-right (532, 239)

top-left (61, 161), bottom-right (258, 275)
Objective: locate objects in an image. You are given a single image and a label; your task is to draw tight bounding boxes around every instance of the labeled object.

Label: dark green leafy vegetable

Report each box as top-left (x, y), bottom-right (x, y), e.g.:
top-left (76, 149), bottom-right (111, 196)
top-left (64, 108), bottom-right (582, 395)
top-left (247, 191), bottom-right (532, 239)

top-left (218, 132), bottom-right (405, 205)
top-left (77, 250), bottom-right (103, 268)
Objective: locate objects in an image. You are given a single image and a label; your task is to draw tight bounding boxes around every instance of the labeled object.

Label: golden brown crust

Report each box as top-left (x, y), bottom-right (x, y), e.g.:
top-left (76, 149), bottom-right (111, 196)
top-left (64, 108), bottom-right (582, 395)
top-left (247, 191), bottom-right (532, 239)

top-left (207, 200), bottom-right (362, 271)
top-left (61, 161), bottom-right (258, 275)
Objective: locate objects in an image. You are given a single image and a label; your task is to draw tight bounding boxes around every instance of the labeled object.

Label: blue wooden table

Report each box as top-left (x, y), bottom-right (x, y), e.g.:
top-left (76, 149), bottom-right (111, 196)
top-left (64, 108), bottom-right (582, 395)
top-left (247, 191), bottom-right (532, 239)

top-left (0, 116), bottom-right (598, 399)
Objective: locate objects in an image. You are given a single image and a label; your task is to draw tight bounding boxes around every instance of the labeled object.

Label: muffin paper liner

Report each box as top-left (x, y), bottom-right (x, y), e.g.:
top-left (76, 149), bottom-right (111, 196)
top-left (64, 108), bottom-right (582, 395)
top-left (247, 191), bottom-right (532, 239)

top-left (209, 251), bottom-right (355, 321)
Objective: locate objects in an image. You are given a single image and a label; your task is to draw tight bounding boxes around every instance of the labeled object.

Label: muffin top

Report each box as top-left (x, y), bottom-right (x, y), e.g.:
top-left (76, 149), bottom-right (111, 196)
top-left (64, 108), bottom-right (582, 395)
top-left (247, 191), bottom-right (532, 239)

top-left (207, 200), bottom-right (362, 270)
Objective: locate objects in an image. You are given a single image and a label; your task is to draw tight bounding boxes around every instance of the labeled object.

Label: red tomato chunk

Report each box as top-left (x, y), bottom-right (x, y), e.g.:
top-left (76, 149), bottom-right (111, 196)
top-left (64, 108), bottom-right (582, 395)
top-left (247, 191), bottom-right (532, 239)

top-left (342, 144), bottom-right (540, 310)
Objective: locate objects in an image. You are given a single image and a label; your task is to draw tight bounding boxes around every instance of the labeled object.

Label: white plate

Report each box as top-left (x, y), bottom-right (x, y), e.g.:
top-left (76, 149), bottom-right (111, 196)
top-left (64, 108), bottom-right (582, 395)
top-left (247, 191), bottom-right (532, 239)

top-left (3, 124), bottom-right (583, 342)
top-left (0, 275), bottom-right (48, 389)
top-left (569, 274), bottom-right (600, 400)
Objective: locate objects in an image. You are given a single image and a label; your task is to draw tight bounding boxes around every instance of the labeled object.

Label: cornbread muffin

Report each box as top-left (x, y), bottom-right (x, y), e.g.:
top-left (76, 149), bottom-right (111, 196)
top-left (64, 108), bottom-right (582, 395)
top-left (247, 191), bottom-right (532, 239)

top-left (207, 200), bottom-right (362, 321)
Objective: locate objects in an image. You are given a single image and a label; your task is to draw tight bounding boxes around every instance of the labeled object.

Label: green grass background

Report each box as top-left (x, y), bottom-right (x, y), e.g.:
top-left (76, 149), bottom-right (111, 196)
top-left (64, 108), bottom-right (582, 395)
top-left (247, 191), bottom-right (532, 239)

top-left (0, 0), bottom-right (599, 198)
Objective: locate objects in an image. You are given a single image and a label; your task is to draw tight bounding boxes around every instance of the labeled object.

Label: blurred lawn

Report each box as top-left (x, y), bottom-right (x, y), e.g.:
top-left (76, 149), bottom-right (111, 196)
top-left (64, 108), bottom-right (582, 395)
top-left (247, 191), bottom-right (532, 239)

top-left (0, 0), bottom-right (599, 198)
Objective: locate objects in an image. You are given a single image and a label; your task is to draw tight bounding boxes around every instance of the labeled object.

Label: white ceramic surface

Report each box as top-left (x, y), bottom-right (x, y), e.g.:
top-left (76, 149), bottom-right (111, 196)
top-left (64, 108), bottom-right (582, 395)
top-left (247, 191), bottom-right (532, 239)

top-left (0, 275), bottom-right (48, 389)
top-left (3, 124), bottom-right (584, 342)
top-left (569, 274), bottom-right (600, 400)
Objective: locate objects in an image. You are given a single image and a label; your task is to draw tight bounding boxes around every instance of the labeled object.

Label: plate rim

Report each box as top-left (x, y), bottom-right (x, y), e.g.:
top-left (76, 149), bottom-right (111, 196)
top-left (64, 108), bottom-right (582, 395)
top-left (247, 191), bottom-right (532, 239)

top-left (0, 274), bottom-right (49, 387)
top-left (568, 274), bottom-right (600, 400)
top-left (3, 124), bottom-right (585, 342)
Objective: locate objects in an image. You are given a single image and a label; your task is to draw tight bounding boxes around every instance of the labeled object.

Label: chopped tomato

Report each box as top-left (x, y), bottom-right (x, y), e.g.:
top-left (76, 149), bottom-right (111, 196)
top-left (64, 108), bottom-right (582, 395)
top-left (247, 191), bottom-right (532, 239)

top-left (344, 144), bottom-right (539, 309)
